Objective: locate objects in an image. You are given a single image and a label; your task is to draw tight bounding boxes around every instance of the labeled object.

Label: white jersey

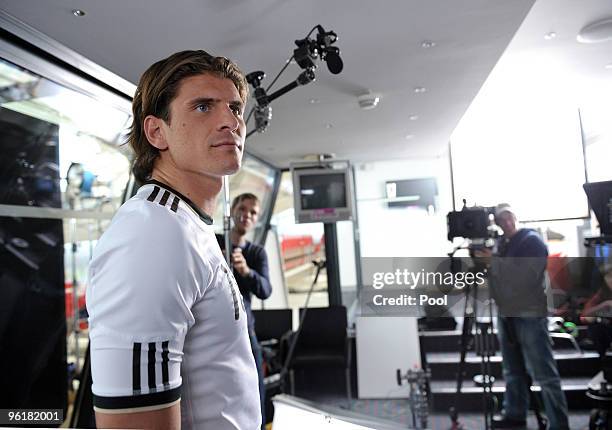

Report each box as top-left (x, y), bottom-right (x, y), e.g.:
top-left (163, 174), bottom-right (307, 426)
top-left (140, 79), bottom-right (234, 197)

top-left (87, 180), bottom-right (261, 429)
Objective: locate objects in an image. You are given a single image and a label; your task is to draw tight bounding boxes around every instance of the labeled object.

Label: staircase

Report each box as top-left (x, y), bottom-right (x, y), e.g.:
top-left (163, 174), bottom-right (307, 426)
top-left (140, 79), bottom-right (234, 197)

top-left (420, 326), bottom-right (598, 412)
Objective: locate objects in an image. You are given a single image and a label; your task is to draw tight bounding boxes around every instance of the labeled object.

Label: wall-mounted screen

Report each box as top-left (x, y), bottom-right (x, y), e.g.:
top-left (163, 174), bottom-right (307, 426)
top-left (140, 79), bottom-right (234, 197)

top-left (292, 167), bottom-right (353, 224)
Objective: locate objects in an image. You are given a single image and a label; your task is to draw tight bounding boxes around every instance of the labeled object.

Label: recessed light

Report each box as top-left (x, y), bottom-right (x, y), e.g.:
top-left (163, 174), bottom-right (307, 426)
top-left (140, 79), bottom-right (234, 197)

top-left (578, 18), bottom-right (612, 43)
top-left (72, 9), bottom-right (86, 17)
top-left (409, 115), bottom-right (419, 121)
top-left (309, 98), bottom-right (320, 104)
top-left (325, 123), bottom-right (333, 129)
top-left (405, 134), bottom-right (415, 140)
top-left (544, 32), bottom-right (557, 40)
top-left (421, 40), bottom-right (436, 49)
top-left (414, 87), bottom-right (427, 94)
top-left (605, 63), bottom-right (612, 69)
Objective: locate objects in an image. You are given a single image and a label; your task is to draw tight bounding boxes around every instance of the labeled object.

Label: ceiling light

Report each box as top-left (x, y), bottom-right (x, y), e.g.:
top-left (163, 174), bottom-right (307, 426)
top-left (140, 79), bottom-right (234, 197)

top-left (357, 93), bottom-right (380, 110)
top-left (544, 32), bottom-right (556, 40)
top-left (72, 9), bottom-right (86, 17)
top-left (309, 98), bottom-right (320, 104)
top-left (409, 115), bottom-right (419, 121)
top-left (325, 123), bottom-right (333, 129)
top-left (578, 18), bottom-right (612, 43)
top-left (414, 87), bottom-right (427, 94)
top-left (605, 63), bottom-right (612, 69)
top-left (421, 40), bottom-right (436, 49)
top-left (405, 134), bottom-right (415, 140)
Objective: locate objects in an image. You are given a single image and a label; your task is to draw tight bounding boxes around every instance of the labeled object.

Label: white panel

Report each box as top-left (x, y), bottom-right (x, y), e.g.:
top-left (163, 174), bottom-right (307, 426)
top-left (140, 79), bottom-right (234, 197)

top-left (252, 227), bottom-right (288, 310)
top-left (356, 317), bottom-right (421, 399)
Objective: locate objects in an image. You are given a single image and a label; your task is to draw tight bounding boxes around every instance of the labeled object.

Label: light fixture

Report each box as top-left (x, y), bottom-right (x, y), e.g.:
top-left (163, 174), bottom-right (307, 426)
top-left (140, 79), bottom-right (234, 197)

top-left (405, 134), bottom-right (415, 140)
top-left (414, 86), bottom-right (427, 94)
top-left (544, 32), bottom-right (557, 40)
top-left (578, 18), bottom-right (612, 43)
top-left (421, 40), bottom-right (436, 49)
top-left (72, 9), bottom-right (86, 17)
top-left (357, 93), bottom-right (380, 110)
top-left (309, 98), bottom-right (320, 104)
top-left (409, 115), bottom-right (419, 121)
top-left (605, 63), bottom-right (612, 69)
top-left (324, 123), bottom-right (333, 129)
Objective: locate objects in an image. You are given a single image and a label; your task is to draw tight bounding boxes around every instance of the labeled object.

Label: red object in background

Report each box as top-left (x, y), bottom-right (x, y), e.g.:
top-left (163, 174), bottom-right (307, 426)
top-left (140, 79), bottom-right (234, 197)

top-left (281, 236), bottom-right (314, 269)
top-left (65, 282), bottom-right (88, 329)
top-left (547, 253), bottom-right (573, 292)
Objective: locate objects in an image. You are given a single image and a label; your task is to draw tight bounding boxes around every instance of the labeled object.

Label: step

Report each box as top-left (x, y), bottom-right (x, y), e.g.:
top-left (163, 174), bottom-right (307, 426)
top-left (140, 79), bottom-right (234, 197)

top-left (429, 377), bottom-right (593, 412)
top-left (419, 327), bottom-right (591, 354)
top-left (425, 349), bottom-right (600, 380)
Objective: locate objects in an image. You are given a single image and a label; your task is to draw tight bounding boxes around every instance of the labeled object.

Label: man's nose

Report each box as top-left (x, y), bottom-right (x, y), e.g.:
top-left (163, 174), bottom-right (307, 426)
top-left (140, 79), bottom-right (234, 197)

top-left (217, 105), bottom-right (240, 131)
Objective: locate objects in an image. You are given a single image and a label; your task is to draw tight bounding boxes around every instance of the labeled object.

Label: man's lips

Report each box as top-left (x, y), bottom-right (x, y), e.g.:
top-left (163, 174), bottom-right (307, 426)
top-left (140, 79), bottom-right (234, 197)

top-left (212, 140), bottom-right (242, 150)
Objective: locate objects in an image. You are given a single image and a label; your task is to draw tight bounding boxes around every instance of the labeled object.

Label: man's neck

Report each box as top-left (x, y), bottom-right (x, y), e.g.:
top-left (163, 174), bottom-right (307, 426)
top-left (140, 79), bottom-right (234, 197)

top-left (150, 169), bottom-right (222, 216)
top-left (230, 227), bottom-right (247, 247)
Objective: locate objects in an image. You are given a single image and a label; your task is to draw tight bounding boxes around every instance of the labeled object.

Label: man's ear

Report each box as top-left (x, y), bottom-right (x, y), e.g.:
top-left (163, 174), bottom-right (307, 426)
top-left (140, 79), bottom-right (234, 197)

top-left (143, 115), bottom-right (169, 150)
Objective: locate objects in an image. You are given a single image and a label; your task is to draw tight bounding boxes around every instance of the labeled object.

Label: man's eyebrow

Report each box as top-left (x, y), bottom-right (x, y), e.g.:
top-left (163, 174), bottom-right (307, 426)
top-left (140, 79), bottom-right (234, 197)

top-left (187, 97), bottom-right (216, 108)
top-left (187, 97), bottom-right (244, 110)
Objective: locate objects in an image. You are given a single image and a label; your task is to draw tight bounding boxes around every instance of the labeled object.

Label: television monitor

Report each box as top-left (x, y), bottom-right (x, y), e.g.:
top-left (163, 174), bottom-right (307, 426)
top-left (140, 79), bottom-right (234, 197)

top-left (385, 177), bottom-right (437, 209)
top-left (292, 167), bottom-right (353, 224)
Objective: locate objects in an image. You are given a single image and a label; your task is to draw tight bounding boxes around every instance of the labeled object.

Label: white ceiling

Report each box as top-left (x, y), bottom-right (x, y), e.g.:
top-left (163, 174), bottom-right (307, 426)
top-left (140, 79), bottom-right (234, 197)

top-left (1, 0), bottom-right (610, 168)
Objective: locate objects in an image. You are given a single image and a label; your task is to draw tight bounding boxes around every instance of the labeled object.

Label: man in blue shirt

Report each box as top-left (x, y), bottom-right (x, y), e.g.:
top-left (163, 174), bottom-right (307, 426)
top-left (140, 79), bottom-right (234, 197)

top-left (475, 204), bottom-right (568, 429)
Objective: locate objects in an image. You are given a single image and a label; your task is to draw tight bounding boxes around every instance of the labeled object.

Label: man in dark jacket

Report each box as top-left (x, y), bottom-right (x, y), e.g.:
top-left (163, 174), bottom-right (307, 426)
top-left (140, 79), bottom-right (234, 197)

top-left (217, 193), bottom-right (272, 429)
top-left (475, 204), bottom-right (568, 429)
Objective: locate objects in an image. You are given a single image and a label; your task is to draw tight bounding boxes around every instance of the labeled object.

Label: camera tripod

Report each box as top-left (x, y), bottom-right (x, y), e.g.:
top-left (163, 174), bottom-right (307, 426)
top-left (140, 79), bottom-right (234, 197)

top-left (450, 264), bottom-right (497, 430)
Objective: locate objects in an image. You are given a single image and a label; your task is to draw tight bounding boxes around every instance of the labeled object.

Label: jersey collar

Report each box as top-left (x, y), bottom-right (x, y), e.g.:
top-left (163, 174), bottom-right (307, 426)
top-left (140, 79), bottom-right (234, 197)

top-left (144, 179), bottom-right (213, 225)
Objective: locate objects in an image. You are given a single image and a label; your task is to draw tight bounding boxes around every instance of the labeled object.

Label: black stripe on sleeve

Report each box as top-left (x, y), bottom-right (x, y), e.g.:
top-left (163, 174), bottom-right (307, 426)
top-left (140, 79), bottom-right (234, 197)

top-left (148, 342), bottom-right (157, 392)
top-left (132, 343), bottom-right (141, 395)
top-left (170, 196), bottom-right (180, 213)
top-left (229, 280), bottom-right (239, 320)
top-left (147, 186), bottom-right (160, 202)
top-left (159, 190), bottom-right (170, 207)
top-left (161, 341), bottom-right (170, 387)
top-left (94, 386), bottom-right (181, 410)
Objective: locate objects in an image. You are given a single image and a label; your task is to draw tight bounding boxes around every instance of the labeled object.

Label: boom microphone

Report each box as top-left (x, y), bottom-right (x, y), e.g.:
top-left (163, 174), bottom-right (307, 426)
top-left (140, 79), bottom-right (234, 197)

top-left (324, 46), bottom-right (343, 74)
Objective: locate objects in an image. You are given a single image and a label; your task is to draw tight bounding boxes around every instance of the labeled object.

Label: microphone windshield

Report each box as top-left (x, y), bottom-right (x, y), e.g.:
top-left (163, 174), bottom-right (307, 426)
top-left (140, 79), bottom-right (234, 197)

top-left (325, 51), bottom-right (343, 74)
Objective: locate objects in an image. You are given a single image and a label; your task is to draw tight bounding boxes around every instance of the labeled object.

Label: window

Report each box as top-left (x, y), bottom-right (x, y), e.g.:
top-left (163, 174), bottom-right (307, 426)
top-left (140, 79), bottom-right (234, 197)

top-left (0, 51), bottom-right (132, 413)
top-left (271, 171), bottom-right (328, 308)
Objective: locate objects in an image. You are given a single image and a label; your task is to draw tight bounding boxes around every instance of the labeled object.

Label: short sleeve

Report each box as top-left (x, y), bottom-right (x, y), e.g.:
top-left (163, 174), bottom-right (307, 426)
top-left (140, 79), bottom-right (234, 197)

top-left (86, 203), bottom-right (208, 412)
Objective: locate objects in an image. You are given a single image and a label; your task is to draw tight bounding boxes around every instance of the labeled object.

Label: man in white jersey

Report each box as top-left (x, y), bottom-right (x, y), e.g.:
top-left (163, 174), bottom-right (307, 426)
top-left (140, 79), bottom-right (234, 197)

top-left (86, 50), bottom-right (261, 429)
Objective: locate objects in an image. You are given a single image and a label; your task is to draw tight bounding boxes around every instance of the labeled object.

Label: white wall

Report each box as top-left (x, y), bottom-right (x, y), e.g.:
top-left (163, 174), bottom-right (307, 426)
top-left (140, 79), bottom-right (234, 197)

top-left (353, 156), bottom-right (453, 258)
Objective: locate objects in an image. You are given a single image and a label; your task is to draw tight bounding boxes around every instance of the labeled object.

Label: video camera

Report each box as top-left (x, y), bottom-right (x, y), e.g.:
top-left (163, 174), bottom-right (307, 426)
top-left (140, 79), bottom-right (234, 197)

top-left (447, 201), bottom-right (497, 242)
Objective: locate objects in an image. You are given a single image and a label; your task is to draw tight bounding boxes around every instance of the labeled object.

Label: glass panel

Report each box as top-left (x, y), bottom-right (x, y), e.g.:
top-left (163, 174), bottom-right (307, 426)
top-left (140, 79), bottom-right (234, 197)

top-left (211, 154), bottom-right (276, 242)
top-left (581, 105), bottom-right (612, 183)
top-left (0, 58), bottom-right (131, 213)
top-left (0, 56), bottom-right (131, 415)
top-left (271, 171), bottom-right (328, 309)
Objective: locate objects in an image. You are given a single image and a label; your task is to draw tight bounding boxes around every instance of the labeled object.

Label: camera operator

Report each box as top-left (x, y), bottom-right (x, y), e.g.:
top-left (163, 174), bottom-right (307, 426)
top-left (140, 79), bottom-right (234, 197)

top-left (474, 204), bottom-right (569, 429)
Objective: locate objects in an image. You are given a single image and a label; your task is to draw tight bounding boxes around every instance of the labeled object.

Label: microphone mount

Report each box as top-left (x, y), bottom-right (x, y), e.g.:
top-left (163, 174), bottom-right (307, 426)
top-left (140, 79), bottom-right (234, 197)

top-left (245, 25), bottom-right (342, 138)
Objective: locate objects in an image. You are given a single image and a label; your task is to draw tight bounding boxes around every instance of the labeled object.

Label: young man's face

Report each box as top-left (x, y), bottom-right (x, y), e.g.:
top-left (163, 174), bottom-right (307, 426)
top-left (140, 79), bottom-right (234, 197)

top-left (159, 73), bottom-right (246, 179)
top-left (232, 198), bottom-right (260, 235)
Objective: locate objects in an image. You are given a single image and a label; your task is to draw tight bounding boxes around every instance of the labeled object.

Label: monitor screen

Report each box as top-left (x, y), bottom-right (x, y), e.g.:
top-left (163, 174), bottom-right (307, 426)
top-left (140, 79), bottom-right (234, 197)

top-left (300, 173), bottom-right (347, 210)
top-left (292, 167), bottom-right (353, 224)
